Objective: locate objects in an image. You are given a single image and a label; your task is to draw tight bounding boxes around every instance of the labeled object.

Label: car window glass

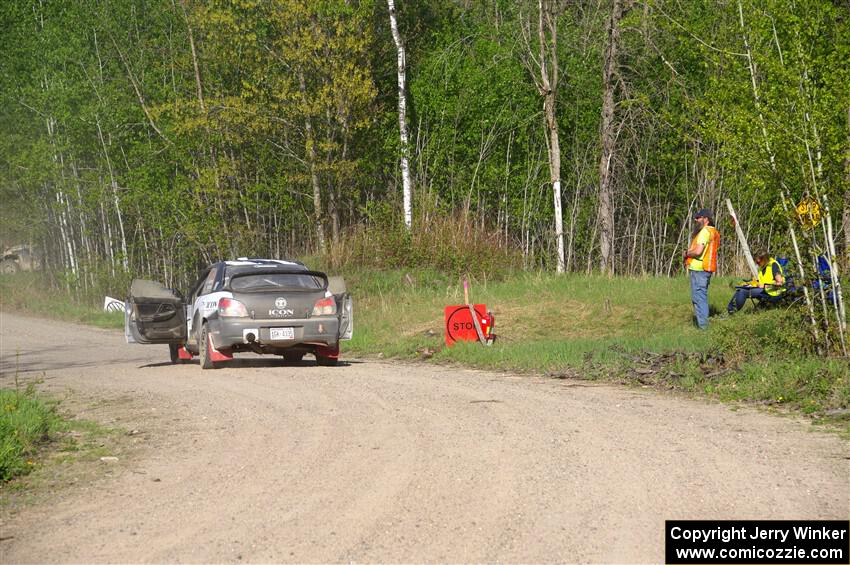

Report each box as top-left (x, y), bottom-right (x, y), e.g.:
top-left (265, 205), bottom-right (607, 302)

top-left (212, 272), bottom-right (223, 292)
top-left (201, 268), bottom-right (217, 295)
top-left (230, 273), bottom-right (324, 292)
top-left (189, 271), bottom-right (207, 301)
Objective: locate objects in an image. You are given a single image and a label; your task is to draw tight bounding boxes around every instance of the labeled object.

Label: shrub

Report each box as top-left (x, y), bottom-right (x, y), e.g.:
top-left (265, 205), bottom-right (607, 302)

top-left (711, 307), bottom-right (814, 360)
top-left (325, 202), bottom-right (522, 279)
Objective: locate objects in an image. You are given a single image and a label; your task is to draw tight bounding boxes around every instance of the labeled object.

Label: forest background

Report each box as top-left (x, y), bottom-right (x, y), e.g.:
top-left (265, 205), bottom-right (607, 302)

top-left (1, 0), bottom-right (848, 294)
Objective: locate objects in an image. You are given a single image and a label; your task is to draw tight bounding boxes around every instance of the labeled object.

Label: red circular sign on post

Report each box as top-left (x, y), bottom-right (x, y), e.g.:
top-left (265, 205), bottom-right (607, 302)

top-left (444, 304), bottom-right (491, 346)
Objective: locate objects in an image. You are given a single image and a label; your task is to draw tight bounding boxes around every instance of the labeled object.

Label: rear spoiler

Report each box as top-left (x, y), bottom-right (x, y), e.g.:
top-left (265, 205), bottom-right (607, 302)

top-left (228, 269), bottom-right (329, 290)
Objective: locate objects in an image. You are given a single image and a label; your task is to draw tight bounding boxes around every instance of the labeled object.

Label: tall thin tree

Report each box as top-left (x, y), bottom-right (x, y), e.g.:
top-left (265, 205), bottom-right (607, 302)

top-left (387, 0), bottom-right (413, 229)
top-left (522, 0), bottom-right (566, 272)
top-left (844, 105), bottom-right (850, 269)
top-left (598, 0), bottom-right (627, 275)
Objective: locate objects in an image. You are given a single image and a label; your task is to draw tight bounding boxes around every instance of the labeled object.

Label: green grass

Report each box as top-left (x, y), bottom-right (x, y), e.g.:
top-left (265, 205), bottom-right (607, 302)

top-left (0, 385), bottom-right (63, 481)
top-left (342, 268), bottom-right (849, 418)
top-left (0, 272), bottom-right (123, 329)
top-left (345, 270), bottom-right (730, 364)
top-left (0, 383), bottom-right (124, 486)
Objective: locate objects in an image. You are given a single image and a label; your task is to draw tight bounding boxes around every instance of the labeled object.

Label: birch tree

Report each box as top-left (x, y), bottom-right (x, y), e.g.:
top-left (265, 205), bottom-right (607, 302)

top-left (522, 0), bottom-right (566, 272)
top-left (387, 0), bottom-right (413, 230)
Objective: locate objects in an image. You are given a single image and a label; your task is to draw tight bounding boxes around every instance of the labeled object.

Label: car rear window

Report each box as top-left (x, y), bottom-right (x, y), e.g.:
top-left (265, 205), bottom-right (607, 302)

top-left (229, 273), bottom-right (324, 292)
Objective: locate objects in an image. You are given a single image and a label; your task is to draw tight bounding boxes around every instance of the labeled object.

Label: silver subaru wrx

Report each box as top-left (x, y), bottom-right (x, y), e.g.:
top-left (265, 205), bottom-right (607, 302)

top-left (125, 259), bottom-right (352, 369)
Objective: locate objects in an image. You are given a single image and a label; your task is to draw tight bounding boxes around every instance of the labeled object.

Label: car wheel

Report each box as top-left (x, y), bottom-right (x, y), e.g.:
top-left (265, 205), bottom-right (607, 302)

top-left (315, 353), bottom-right (338, 367)
top-left (283, 352), bottom-right (304, 362)
top-left (199, 324), bottom-right (220, 370)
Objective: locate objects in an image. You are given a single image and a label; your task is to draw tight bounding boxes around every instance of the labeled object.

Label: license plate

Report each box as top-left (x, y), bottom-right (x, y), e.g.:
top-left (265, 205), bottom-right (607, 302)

top-left (270, 327), bottom-right (295, 340)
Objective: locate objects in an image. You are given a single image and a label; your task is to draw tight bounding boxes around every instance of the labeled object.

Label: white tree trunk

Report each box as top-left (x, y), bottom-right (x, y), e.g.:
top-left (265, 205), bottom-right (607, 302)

top-left (536, 0), bottom-right (565, 273)
top-left (387, 0), bottom-right (413, 229)
top-left (100, 199), bottom-right (115, 277)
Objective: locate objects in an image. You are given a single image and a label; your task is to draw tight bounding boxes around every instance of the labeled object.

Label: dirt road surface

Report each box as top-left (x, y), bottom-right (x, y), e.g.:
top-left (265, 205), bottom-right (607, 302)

top-left (0, 312), bottom-right (847, 563)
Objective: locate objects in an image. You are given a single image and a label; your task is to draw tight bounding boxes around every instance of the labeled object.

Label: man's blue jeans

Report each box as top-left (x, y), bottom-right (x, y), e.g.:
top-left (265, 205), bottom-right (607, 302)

top-left (689, 270), bottom-right (712, 330)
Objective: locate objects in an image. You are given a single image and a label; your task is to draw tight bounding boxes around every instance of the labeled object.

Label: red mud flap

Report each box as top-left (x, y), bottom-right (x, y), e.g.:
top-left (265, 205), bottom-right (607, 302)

top-left (315, 344), bottom-right (340, 359)
top-left (177, 346), bottom-right (193, 361)
top-left (208, 334), bottom-right (234, 362)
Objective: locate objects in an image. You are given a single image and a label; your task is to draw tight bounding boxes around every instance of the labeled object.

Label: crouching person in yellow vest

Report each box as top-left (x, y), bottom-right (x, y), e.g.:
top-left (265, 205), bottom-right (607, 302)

top-left (684, 209), bottom-right (721, 330)
top-left (727, 250), bottom-right (786, 313)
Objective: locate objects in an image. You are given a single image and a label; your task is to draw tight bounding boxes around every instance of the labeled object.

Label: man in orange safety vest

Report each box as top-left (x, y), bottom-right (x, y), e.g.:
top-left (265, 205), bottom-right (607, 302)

top-left (683, 208), bottom-right (720, 329)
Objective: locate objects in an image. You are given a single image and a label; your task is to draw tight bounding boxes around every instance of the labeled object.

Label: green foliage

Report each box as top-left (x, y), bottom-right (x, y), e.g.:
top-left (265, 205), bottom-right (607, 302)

top-left (712, 307), bottom-right (815, 360)
top-left (0, 386), bottom-right (61, 481)
top-left (325, 203), bottom-right (522, 278)
top-left (708, 358), bottom-right (850, 414)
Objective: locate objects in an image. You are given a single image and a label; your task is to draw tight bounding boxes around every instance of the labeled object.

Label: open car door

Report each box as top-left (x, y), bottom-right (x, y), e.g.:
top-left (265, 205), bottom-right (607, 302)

top-left (328, 276), bottom-right (353, 340)
top-left (125, 279), bottom-right (188, 344)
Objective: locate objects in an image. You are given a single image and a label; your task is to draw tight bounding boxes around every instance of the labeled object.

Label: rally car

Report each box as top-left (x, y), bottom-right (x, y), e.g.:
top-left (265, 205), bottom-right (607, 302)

top-left (124, 259), bottom-right (352, 369)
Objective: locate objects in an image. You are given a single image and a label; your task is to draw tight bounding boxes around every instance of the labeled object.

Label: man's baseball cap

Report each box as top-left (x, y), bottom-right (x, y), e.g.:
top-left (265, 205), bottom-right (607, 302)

top-left (694, 208), bottom-right (713, 220)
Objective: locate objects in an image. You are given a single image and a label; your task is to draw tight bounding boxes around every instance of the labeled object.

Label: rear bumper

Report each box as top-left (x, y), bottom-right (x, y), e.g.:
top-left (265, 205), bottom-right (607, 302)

top-left (208, 316), bottom-right (340, 350)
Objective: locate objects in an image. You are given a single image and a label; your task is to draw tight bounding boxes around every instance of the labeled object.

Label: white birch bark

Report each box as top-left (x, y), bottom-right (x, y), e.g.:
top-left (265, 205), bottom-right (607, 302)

top-left (387, 0), bottom-right (413, 229)
top-left (46, 115), bottom-right (77, 278)
top-left (100, 199), bottom-right (115, 277)
top-left (536, 0), bottom-right (565, 273)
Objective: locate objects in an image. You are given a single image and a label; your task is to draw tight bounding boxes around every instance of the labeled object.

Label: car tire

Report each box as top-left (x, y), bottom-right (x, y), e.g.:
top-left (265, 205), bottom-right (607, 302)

top-left (315, 353), bottom-right (338, 367)
top-left (199, 324), bottom-right (220, 370)
top-left (283, 352), bottom-right (304, 362)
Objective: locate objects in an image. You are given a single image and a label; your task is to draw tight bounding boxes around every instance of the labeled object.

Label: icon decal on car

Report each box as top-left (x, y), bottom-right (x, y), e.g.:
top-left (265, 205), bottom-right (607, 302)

top-left (270, 296), bottom-right (294, 317)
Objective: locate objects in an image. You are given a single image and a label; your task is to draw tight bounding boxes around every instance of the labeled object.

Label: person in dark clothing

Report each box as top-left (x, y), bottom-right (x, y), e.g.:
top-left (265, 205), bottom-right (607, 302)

top-left (727, 250), bottom-right (786, 313)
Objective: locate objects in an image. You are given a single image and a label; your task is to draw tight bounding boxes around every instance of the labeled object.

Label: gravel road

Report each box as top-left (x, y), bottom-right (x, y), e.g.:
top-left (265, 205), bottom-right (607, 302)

top-left (0, 312), bottom-right (846, 563)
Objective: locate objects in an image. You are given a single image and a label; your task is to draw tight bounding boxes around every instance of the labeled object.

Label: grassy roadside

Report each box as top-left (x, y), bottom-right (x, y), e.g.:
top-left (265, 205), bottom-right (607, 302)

top-left (338, 268), bottom-right (849, 424)
top-left (2, 270), bottom-right (847, 426)
top-left (0, 272), bottom-right (123, 329)
top-left (0, 382), bottom-right (122, 486)
top-left (0, 385), bottom-right (62, 481)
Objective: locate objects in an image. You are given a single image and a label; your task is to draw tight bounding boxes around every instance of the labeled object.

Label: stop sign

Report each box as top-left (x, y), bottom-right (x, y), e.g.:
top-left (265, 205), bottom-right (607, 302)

top-left (444, 304), bottom-right (492, 346)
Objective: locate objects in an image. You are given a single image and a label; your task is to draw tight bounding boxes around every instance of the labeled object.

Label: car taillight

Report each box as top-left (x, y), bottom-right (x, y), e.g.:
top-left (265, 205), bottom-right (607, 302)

top-left (219, 297), bottom-right (249, 317)
top-left (312, 297), bottom-right (336, 316)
